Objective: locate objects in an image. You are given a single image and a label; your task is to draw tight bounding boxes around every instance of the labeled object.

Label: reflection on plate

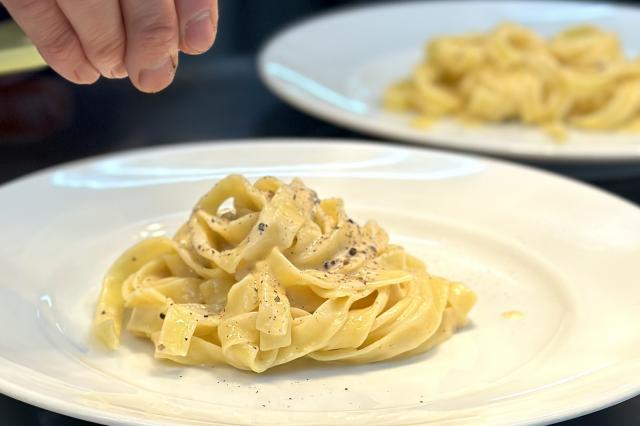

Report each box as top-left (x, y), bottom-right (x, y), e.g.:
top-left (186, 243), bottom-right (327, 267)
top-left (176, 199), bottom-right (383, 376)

top-left (259, 0), bottom-right (640, 163)
top-left (0, 139), bottom-right (639, 425)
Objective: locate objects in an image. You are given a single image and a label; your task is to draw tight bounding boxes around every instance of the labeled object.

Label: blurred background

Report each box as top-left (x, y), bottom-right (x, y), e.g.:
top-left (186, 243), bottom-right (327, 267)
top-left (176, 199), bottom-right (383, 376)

top-left (0, 0), bottom-right (363, 183)
top-left (1, 0), bottom-right (639, 424)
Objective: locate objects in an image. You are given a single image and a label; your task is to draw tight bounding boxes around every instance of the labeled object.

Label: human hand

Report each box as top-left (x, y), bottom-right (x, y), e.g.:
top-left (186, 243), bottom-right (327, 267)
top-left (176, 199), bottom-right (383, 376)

top-left (1, 0), bottom-right (218, 92)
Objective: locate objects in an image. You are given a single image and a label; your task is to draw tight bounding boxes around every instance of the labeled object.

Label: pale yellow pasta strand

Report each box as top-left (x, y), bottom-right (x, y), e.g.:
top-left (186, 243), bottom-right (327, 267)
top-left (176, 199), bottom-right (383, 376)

top-left (572, 79), bottom-right (640, 129)
top-left (94, 238), bottom-right (175, 349)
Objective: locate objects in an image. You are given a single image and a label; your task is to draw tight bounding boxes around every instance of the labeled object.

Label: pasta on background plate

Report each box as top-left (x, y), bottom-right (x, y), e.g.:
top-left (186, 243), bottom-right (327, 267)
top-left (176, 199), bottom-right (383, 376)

top-left (385, 23), bottom-right (640, 140)
top-left (93, 175), bottom-right (475, 373)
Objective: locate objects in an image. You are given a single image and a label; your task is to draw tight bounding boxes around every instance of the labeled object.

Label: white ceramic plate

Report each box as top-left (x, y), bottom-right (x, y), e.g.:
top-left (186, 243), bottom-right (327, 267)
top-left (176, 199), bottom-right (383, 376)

top-left (1, 139), bottom-right (639, 426)
top-left (259, 0), bottom-right (640, 163)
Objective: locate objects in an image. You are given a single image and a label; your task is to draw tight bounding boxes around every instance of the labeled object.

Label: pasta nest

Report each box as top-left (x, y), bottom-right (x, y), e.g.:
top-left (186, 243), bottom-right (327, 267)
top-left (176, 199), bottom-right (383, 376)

top-left (94, 175), bottom-right (475, 372)
top-left (385, 23), bottom-right (640, 139)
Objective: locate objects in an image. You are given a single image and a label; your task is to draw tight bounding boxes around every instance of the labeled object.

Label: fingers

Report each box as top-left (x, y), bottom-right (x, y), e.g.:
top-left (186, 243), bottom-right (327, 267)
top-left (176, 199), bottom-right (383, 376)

top-left (175, 0), bottom-right (218, 55)
top-left (2, 0), bottom-right (100, 84)
top-left (56, 0), bottom-right (127, 79)
top-left (120, 0), bottom-right (180, 93)
top-left (4, 0), bottom-right (215, 91)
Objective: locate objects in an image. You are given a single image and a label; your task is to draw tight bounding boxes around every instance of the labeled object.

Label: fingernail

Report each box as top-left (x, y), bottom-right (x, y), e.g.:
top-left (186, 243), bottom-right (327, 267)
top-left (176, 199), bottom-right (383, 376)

top-left (138, 55), bottom-right (177, 93)
top-left (185, 10), bottom-right (214, 53)
top-left (109, 63), bottom-right (128, 79)
top-left (73, 63), bottom-right (100, 84)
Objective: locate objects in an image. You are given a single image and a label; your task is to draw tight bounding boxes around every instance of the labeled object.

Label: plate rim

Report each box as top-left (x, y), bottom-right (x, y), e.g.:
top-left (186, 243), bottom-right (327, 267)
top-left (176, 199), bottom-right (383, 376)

top-left (3, 137), bottom-right (638, 211)
top-left (257, 0), bottom-right (640, 164)
top-left (1, 137), bottom-right (640, 426)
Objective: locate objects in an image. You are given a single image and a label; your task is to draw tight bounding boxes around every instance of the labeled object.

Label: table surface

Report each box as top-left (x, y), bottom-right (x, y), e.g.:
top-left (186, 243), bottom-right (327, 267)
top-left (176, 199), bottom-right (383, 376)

top-left (1, 1), bottom-right (639, 424)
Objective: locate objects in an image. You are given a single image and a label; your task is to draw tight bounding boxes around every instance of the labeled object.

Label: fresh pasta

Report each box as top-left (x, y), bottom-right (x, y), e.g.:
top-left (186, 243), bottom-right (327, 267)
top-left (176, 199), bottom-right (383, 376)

top-left (384, 23), bottom-right (640, 139)
top-left (93, 175), bottom-right (475, 372)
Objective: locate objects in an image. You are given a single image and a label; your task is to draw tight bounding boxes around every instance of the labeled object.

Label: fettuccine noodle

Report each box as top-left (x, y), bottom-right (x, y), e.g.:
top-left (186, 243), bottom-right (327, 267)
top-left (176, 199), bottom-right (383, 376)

top-left (93, 176), bottom-right (475, 372)
top-left (385, 23), bottom-right (640, 140)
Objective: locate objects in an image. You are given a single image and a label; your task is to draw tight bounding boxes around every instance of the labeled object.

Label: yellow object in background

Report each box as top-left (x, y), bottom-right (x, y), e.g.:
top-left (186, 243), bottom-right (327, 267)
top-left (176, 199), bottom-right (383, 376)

top-left (0, 20), bottom-right (47, 76)
top-left (385, 23), bottom-right (640, 140)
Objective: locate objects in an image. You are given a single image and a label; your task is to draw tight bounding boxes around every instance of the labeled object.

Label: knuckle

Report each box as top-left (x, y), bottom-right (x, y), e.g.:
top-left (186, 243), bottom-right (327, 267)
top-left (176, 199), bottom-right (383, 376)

top-left (91, 35), bottom-right (126, 66)
top-left (39, 25), bottom-right (77, 60)
top-left (134, 15), bottom-right (178, 48)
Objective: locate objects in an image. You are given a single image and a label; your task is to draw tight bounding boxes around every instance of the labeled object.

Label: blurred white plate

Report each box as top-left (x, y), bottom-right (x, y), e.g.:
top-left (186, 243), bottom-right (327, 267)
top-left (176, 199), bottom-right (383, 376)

top-left (1, 139), bottom-right (639, 425)
top-left (258, 1), bottom-right (640, 163)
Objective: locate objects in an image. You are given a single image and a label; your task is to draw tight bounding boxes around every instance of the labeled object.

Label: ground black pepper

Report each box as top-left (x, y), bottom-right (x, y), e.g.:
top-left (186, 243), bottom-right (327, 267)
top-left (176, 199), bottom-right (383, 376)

top-left (159, 313), bottom-right (166, 319)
